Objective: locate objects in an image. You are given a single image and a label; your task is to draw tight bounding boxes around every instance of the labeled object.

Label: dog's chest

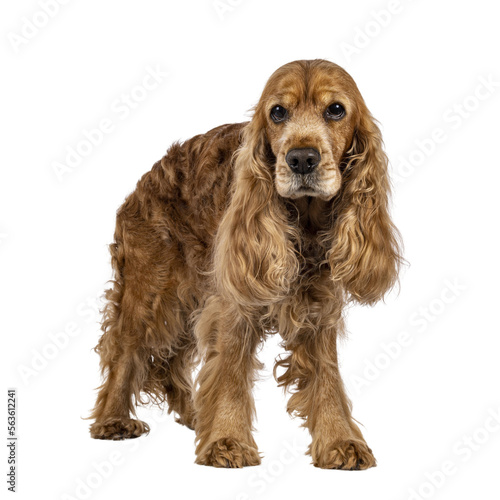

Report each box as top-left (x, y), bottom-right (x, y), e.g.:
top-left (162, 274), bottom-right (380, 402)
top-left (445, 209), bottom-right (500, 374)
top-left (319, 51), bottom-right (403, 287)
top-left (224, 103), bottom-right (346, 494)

top-left (289, 196), bottom-right (331, 267)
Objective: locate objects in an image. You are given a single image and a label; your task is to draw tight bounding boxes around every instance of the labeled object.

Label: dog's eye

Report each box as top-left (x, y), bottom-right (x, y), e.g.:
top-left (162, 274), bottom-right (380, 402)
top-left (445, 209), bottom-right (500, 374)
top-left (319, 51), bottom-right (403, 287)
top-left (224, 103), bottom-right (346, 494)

top-left (270, 105), bottom-right (288, 123)
top-left (325, 103), bottom-right (345, 121)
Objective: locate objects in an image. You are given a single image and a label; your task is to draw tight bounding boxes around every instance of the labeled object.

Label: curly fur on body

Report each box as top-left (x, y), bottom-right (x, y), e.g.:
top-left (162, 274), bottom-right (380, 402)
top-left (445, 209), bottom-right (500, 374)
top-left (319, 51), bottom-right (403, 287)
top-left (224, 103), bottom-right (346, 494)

top-left (89, 59), bottom-right (402, 469)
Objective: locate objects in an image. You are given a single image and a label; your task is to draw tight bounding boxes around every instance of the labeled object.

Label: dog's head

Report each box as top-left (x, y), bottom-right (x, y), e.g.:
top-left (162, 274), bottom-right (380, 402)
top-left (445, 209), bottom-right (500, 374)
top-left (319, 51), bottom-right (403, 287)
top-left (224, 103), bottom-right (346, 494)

top-left (216, 59), bottom-right (402, 309)
top-left (252, 59), bottom-right (368, 200)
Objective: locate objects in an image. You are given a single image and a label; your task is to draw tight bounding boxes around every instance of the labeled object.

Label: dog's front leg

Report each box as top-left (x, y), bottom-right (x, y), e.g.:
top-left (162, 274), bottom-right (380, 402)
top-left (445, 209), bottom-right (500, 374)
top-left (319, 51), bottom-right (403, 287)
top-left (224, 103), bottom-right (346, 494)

top-left (194, 298), bottom-right (262, 467)
top-left (277, 325), bottom-right (376, 470)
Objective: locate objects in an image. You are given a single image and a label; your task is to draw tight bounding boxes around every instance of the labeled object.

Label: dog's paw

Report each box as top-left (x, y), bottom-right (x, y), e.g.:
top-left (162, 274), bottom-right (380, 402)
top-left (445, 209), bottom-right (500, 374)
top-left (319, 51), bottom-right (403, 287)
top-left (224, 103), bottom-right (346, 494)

top-left (196, 438), bottom-right (261, 468)
top-left (312, 439), bottom-right (376, 470)
top-left (90, 418), bottom-right (150, 440)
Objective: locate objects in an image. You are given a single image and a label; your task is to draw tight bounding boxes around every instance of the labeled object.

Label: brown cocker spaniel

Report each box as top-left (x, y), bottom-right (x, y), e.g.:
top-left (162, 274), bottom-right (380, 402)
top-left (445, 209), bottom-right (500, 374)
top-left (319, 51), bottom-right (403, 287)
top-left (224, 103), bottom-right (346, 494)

top-left (89, 59), bottom-right (402, 470)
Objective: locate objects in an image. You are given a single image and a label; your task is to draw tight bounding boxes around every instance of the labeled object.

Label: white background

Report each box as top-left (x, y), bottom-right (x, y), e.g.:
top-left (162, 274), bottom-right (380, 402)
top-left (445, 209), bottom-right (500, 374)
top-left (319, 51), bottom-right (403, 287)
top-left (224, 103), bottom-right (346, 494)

top-left (1, 0), bottom-right (500, 499)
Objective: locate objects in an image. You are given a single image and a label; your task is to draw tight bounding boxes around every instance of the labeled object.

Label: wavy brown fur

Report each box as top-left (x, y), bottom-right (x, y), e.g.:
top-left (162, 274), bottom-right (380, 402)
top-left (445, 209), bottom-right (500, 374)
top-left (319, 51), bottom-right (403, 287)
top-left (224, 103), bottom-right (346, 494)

top-left (89, 59), bottom-right (402, 468)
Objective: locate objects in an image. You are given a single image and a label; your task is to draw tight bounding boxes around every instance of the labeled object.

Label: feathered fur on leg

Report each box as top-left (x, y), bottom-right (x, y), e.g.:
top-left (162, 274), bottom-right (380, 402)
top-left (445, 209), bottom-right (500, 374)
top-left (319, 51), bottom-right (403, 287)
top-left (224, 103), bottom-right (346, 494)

top-left (193, 297), bottom-right (262, 467)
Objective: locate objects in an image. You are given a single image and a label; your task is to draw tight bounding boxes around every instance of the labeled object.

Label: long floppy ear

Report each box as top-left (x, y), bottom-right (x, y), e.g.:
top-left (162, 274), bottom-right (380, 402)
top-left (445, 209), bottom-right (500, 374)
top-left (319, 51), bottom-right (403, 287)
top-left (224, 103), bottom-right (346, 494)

top-left (213, 119), bottom-right (299, 313)
top-left (326, 109), bottom-right (403, 305)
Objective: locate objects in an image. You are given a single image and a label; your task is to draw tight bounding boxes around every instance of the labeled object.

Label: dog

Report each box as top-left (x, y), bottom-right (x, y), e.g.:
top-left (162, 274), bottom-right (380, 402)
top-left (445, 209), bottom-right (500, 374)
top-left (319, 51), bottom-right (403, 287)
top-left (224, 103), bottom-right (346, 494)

top-left (89, 59), bottom-right (402, 469)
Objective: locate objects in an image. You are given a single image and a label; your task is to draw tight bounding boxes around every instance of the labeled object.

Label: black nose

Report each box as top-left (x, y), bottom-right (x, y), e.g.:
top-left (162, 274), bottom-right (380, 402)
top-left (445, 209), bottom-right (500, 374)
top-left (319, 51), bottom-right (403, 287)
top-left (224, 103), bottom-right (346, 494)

top-left (285, 148), bottom-right (321, 174)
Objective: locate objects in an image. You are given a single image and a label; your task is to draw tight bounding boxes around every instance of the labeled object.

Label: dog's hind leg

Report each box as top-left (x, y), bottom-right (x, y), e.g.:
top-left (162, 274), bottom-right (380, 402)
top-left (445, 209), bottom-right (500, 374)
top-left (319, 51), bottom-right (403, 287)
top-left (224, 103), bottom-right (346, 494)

top-left (159, 334), bottom-right (198, 430)
top-left (89, 346), bottom-right (150, 439)
top-left (88, 205), bottom-right (186, 439)
top-left (90, 288), bottom-right (196, 438)
top-left (89, 279), bottom-right (158, 440)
